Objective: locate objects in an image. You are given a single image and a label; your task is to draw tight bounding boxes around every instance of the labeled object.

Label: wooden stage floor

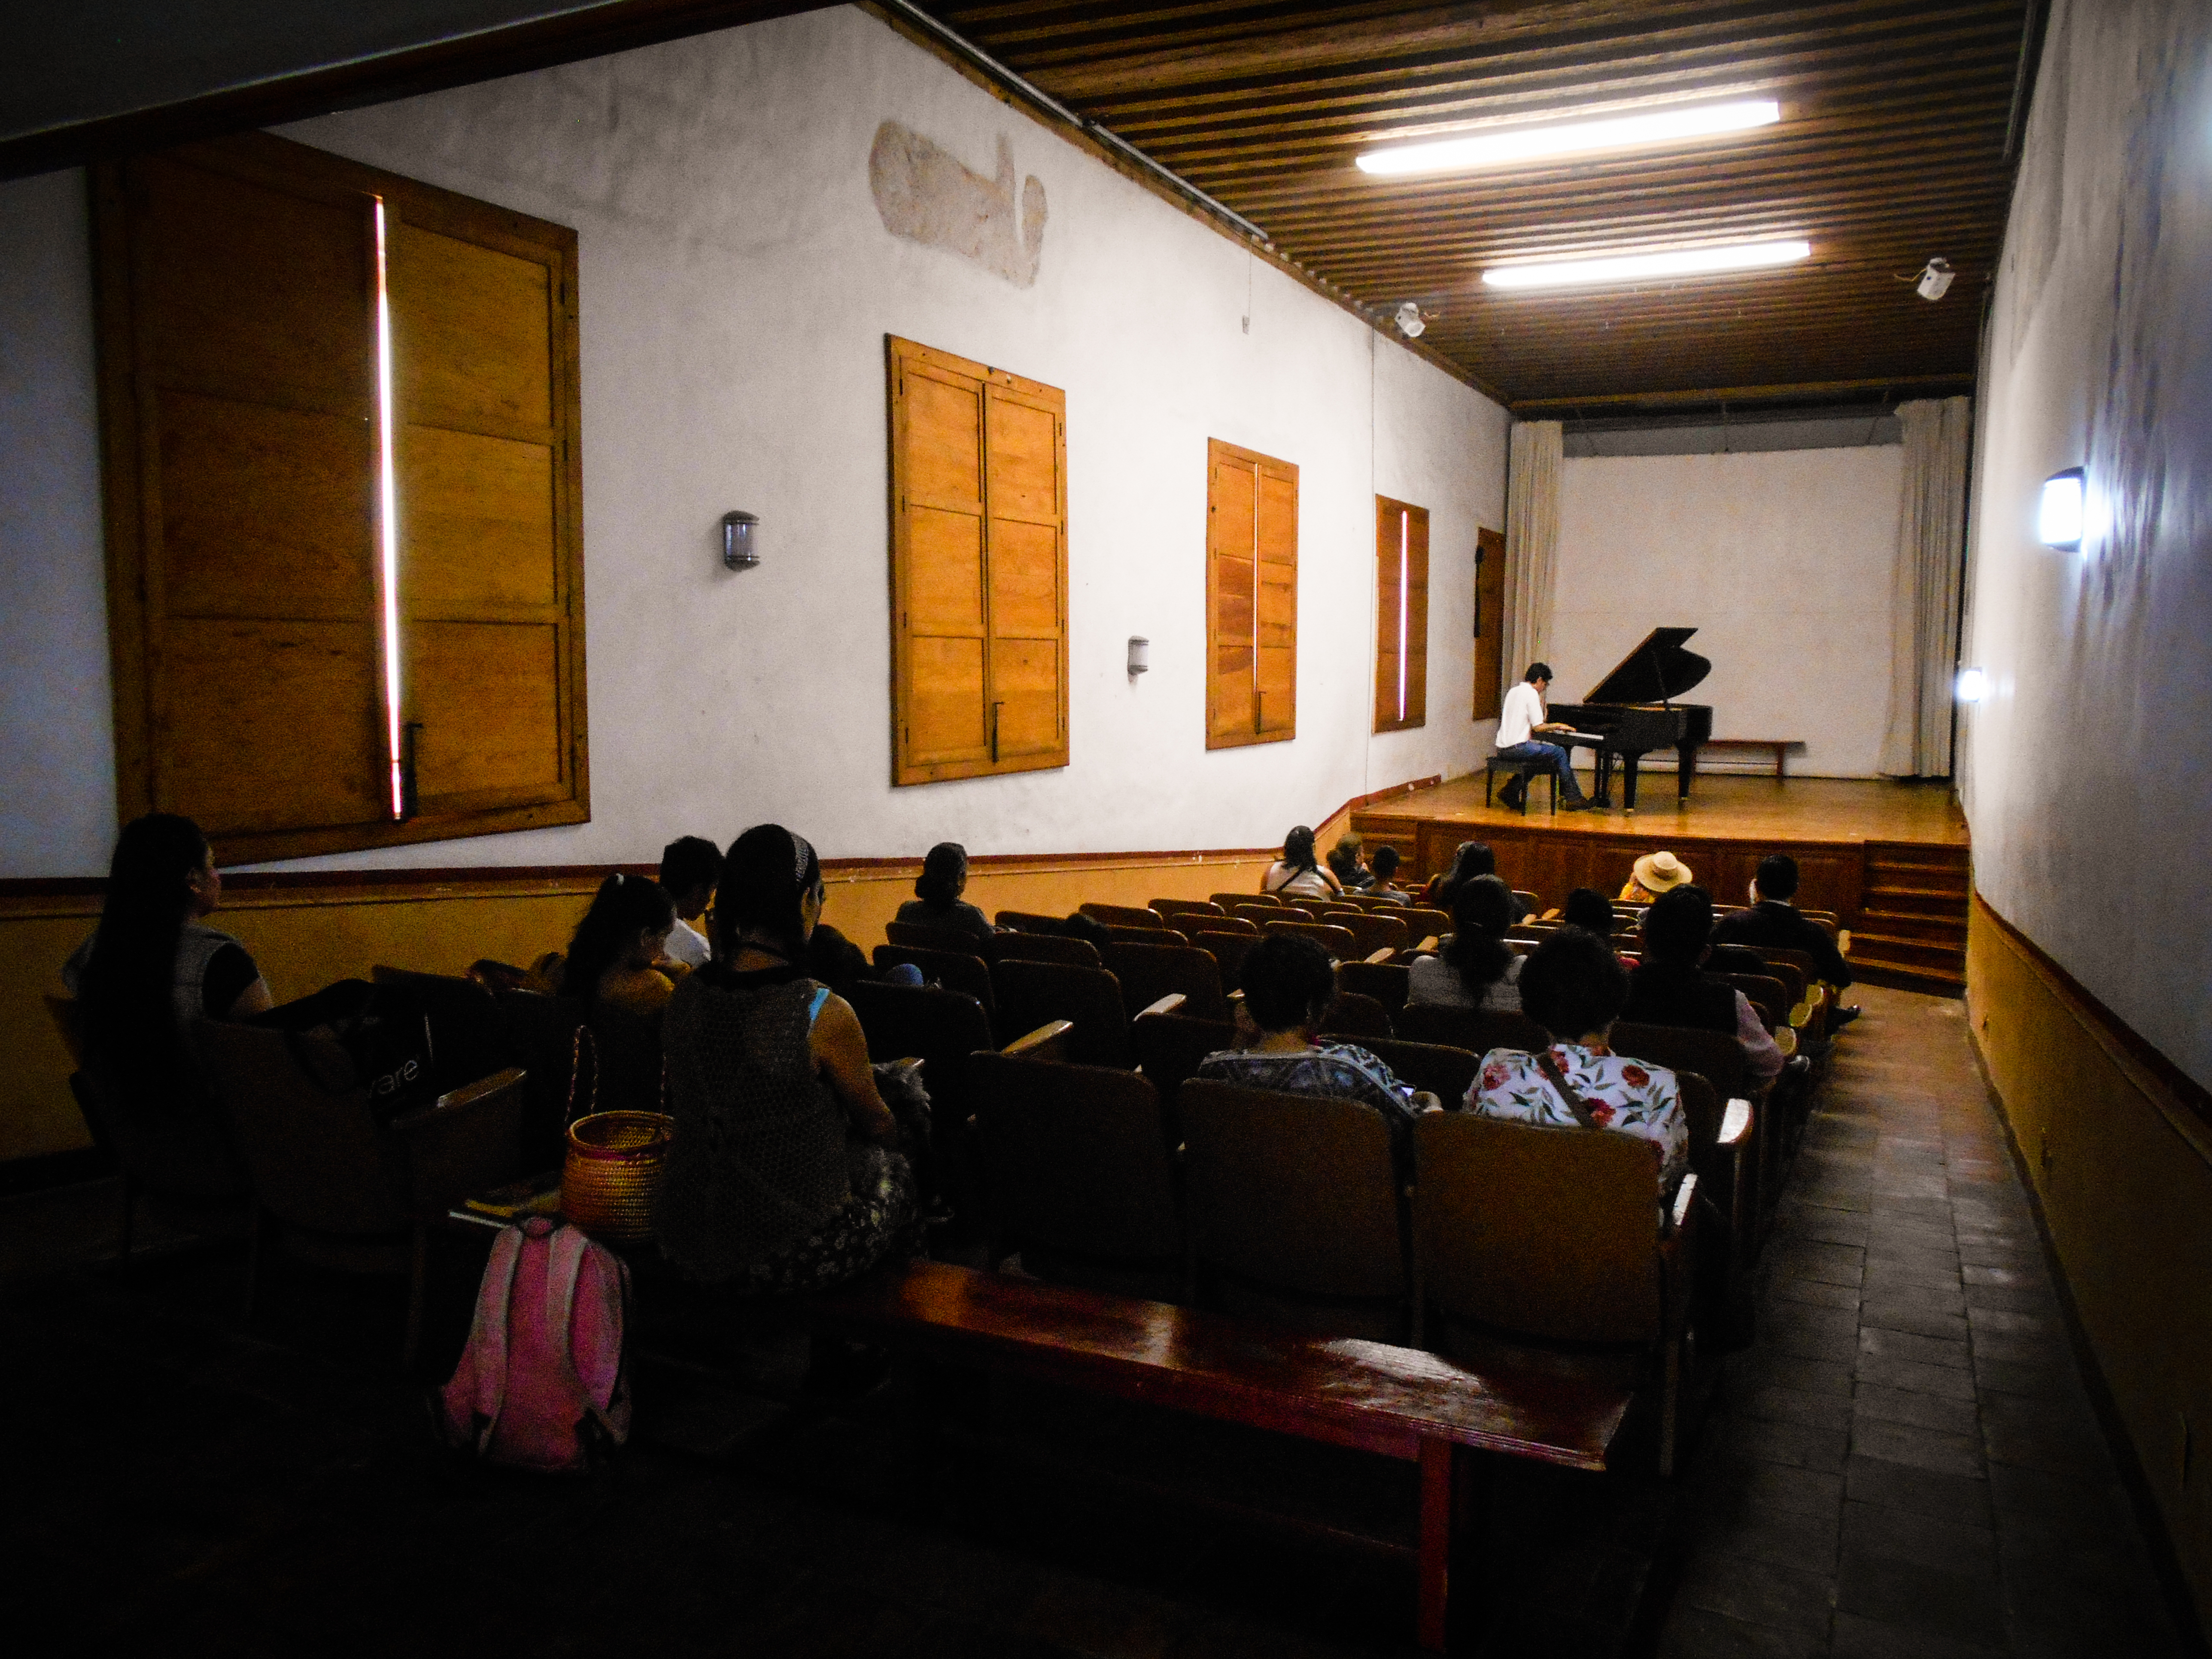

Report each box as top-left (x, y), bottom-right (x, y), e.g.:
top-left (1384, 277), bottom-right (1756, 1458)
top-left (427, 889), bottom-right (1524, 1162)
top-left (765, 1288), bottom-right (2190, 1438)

top-left (1366, 773), bottom-right (1967, 850)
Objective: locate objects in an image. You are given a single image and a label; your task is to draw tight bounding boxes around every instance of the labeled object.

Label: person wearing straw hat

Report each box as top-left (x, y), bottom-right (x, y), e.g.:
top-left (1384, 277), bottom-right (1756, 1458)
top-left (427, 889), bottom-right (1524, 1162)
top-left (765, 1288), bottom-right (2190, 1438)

top-left (1620, 850), bottom-right (1692, 905)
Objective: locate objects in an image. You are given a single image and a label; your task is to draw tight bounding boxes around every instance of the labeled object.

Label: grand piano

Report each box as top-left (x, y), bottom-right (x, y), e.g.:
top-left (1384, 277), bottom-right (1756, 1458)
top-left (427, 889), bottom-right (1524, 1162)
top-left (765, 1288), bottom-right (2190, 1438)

top-left (1549, 627), bottom-right (1714, 811)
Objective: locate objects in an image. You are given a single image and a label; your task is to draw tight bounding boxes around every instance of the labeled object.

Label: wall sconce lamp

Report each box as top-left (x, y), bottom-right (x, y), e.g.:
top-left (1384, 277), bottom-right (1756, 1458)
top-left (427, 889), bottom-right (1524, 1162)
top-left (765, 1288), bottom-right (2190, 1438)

top-left (721, 510), bottom-right (760, 569)
top-left (1127, 637), bottom-right (1150, 678)
top-left (1955, 667), bottom-right (1987, 705)
top-left (2037, 469), bottom-right (2084, 550)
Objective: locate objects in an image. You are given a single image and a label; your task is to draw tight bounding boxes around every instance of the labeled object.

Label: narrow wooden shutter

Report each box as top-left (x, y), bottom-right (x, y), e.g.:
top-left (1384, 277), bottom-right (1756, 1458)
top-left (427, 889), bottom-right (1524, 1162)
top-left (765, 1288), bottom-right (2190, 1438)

top-left (889, 337), bottom-right (1068, 784)
top-left (1205, 439), bottom-right (1297, 749)
top-left (96, 146), bottom-right (386, 838)
top-left (389, 195), bottom-right (583, 820)
top-left (1373, 495), bottom-right (1429, 733)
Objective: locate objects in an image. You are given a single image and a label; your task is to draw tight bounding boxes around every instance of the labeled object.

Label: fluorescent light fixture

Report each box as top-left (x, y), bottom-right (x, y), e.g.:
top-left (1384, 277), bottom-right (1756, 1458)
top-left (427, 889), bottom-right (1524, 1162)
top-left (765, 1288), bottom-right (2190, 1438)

top-left (372, 198), bottom-right (405, 821)
top-left (2038, 467), bottom-right (2085, 549)
top-left (1358, 98), bottom-right (1779, 177)
top-left (1955, 667), bottom-right (1988, 705)
top-left (1483, 238), bottom-right (1811, 290)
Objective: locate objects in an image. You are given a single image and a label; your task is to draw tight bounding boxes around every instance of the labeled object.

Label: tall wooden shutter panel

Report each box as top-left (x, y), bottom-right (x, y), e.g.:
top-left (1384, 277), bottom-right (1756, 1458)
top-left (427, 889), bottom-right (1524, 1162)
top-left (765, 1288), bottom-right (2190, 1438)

top-left (890, 337), bottom-right (1067, 785)
top-left (1373, 496), bottom-right (1430, 734)
top-left (109, 149), bottom-right (386, 837)
top-left (1205, 439), bottom-right (1297, 749)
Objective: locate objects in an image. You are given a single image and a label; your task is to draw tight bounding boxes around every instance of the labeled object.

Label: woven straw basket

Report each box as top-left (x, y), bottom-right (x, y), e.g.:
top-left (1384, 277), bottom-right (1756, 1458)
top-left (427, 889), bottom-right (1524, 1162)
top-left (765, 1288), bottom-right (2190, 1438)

top-left (562, 1111), bottom-right (676, 1242)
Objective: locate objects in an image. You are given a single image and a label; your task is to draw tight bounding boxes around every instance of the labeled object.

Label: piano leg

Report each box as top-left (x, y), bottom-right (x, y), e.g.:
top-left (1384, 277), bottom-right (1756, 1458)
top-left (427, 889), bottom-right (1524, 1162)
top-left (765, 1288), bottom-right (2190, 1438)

top-left (1678, 740), bottom-right (1700, 802)
top-left (1621, 752), bottom-right (1645, 812)
top-left (1589, 748), bottom-right (1614, 808)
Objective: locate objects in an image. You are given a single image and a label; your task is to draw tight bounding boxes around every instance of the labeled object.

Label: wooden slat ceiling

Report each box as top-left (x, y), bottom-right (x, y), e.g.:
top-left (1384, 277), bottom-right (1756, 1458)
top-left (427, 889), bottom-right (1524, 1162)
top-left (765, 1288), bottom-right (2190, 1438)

top-left (918, 0), bottom-right (2032, 411)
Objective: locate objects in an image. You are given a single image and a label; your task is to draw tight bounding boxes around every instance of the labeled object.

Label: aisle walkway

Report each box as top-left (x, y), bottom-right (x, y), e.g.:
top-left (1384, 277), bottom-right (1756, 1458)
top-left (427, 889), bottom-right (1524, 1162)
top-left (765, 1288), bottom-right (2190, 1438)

top-left (1661, 985), bottom-right (2190, 1657)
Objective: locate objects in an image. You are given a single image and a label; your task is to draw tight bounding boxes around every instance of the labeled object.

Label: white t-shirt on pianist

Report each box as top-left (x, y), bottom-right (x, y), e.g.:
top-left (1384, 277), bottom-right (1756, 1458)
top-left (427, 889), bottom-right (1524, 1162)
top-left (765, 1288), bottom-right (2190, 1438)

top-left (1495, 681), bottom-right (1549, 749)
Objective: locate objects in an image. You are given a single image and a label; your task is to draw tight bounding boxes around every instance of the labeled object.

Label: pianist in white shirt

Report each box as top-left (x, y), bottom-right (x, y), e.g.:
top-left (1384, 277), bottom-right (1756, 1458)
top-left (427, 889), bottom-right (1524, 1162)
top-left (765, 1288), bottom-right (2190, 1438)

top-left (1494, 662), bottom-right (1595, 812)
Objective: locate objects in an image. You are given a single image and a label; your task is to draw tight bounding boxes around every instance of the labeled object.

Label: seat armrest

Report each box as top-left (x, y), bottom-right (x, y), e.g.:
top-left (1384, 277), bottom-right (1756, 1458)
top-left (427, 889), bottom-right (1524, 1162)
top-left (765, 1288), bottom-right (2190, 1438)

top-left (1775, 1026), bottom-right (1799, 1059)
top-left (1670, 1170), bottom-right (1699, 1234)
top-left (1789, 1000), bottom-right (1814, 1029)
top-left (1718, 1098), bottom-right (1754, 1148)
top-left (1001, 1019), bottom-right (1074, 1059)
top-left (1416, 936), bottom-right (1440, 953)
top-left (396, 1066), bottom-right (528, 1127)
top-left (1364, 947), bottom-right (1394, 964)
top-left (1135, 993), bottom-right (1187, 1020)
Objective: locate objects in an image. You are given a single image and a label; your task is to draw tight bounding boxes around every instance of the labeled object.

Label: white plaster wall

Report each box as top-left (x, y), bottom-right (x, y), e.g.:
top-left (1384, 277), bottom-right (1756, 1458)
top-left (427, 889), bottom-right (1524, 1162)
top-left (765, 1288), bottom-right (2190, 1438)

top-left (1550, 449), bottom-right (1902, 777)
top-left (0, 5), bottom-right (1506, 878)
top-left (1961, 0), bottom-right (2212, 1089)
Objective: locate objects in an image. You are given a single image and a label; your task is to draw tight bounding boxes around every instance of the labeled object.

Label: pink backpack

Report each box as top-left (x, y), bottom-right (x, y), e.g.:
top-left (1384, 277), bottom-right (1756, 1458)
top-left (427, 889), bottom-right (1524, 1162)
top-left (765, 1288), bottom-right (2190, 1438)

top-left (440, 1216), bottom-right (632, 1472)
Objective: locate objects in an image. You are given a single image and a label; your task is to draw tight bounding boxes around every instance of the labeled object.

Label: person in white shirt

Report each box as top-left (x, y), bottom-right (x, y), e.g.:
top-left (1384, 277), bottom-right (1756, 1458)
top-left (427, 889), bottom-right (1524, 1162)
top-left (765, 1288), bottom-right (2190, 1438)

top-left (1494, 662), bottom-right (1593, 811)
top-left (658, 835), bottom-right (724, 969)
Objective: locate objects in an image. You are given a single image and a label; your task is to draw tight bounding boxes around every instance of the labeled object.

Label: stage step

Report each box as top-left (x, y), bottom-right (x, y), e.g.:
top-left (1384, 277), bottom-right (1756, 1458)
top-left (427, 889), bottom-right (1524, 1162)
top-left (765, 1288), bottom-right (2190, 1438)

top-left (1864, 886), bottom-right (1969, 917)
top-left (1856, 909), bottom-right (1966, 945)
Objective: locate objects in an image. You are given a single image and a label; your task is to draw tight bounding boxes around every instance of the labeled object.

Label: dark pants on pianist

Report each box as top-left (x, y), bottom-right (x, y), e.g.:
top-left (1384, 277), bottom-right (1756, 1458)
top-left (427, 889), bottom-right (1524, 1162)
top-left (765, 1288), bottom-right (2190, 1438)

top-left (1496, 740), bottom-right (1587, 805)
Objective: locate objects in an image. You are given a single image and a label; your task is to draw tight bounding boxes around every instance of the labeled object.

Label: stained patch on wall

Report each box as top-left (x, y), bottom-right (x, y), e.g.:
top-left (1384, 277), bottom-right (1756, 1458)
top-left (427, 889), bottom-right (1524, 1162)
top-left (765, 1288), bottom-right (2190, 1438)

top-left (869, 123), bottom-right (1046, 288)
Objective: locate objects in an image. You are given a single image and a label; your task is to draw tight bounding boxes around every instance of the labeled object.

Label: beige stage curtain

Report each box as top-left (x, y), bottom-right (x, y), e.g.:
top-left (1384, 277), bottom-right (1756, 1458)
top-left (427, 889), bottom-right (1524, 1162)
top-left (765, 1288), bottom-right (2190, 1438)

top-left (1879, 396), bottom-right (1974, 778)
top-left (1503, 419), bottom-right (1563, 697)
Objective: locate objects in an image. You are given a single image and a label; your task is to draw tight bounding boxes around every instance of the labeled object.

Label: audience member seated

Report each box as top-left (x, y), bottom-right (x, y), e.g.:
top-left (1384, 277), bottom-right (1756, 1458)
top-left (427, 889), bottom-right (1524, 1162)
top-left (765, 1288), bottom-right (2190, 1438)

top-left (1419, 840), bottom-right (1526, 920)
top-left (565, 874), bottom-right (687, 1019)
top-left (1326, 831), bottom-right (1374, 892)
top-left (1053, 912), bottom-right (1114, 951)
top-left (1713, 853), bottom-right (1859, 1027)
top-left (1562, 887), bottom-right (1615, 935)
top-left (61, 812), bottom-right (274, 1106)
top-left (1407, 876), bottom-right (1523, 1012)
top-left (896, 842), bottom-right (994, 942)
top-left (1619, 850), bottom-right (1692, 905)
top-left (1365, 845), bottom-right (1410, 903)
top-left (657, 835), bottom-right (725, 969)
top-left (1261, 826), bottom-right (1343, 901)
top-left (1469, 925), bottom-right (1687, 1196)
top-left (658, 825), bottom-right (918, 1294)
top-left (1195, 933), bottom-right (1434, 1167)
top-left (1624, 887), bottom-right (1785, 1086)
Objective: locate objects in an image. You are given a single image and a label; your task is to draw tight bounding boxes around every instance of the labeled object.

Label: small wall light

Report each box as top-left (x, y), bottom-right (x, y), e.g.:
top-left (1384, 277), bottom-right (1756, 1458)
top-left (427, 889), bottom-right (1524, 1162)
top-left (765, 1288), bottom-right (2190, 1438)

top-left (721, 510), bottom-right (760, 569)
top-left (1127, 636), bottom-right (1150, 677)
top-left (1955, 667), bottom-right (1987, 704)
top-left (2038, 469), bottom-right (2084, 550)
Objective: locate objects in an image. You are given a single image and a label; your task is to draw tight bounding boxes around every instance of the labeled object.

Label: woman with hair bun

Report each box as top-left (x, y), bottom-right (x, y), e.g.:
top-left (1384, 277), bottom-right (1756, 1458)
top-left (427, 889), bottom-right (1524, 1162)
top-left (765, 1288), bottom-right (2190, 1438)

top-left (896, 841), bottom-right (992, 942)
top-left (1261, 825), bottom-right (1343, 902)
top-left (1407, 875), bottom-right (1523, 1012)
top-left (658, 825), bottom-right (918, 1293)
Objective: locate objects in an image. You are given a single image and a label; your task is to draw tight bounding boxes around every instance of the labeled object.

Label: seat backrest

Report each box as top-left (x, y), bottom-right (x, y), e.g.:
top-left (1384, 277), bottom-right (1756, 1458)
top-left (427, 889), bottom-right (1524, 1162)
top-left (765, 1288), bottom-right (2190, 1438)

top-left (983, 931), bottom-right (1102, 968)
top-left (990, 959), bottom-right (1133, 1069)
top-left (1188, 930), bottom-right (1260, 993)
top-left (1185, 912), bottom-right (1256, 936)
top-left (1105, 924), bottom-right (1188, 948)
top-left (885, 918), bottom-right (983, 954)
top-left (1179, 1079), bottom-right (1408, 1338)
top-left (1756, 945), bottom-right (1822, 981)
top-left (1669, 1069), bottom-right (1723, 1167)
top-left (387, 1067), bottom-right (529, 1211)
top-left (1318, 990), bottom-right (1392, 1039)
top-left (1394, 1003), bottom-right (1547, 1055)
top-left (1512, 890), bottom-right (1541, 914)
top-left (1414, 1112), bottom-right (1664, 1344)
top-left (1103, 942), bottom-right (1231, 1023)
top-left (1316, 910), bottom-right (1410, 958)
top-left (200, 1021), bottom-right (408, 1236)
top-left (1399, 907), bottom-right (1451, 940)
top-left (1080, 902), bottom-right (1164, 930)
top-left (994, 909), bottom-right (1063, 933)
top-left (68, 1062), bottom-right (252, 1201)
top-left (872, 944), bottom-right (995, 1015)
top-left (1214, 891), bottom-right (1276, 912)
top-left (1128, 1010), bottom-right (1237, 1111)
top-left (1738, 956), bottom-right (1805, 1005)
top-left (1231, 901), bottom-right (1305, 928)
top-left (1151, 898), bottom-right (1226, 926)
top-left (1335, 958), bottom-right (1412, 1014)
top-left (492, 988), bottom-right (590, 1168)
top-left (969, 1051), bottom-right (1183, 1272)
top-left (1610, 1021), bottom-right (1748, 1100)
top-left (43, 993), bottom-right (84, 1068)
top-left (368, 965), bottom-right (509, 1094)
top-left (845, 980), bottom-right (997, 1119)
top-left (1264, 920), bottom-right (1357, 960)
top-left (1351, 1036), bottom-right (1478, 1106)
top-left (1721, 973), bottom-right (1788, 1030)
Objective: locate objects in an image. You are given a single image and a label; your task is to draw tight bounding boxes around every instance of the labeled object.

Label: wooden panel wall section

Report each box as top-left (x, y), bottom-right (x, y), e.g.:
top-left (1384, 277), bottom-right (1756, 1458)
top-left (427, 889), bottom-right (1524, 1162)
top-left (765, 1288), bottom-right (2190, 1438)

top-left (1207, 438), bottom-right (1297, 749)
top-left (91, 131), bottom-right (588, 863)
top-left (1472, 525), bottom-right (1505, 722)
top-left (1373, 495), bottom-right (1429, 734)
top-left (888, 337), bottom-right (1068, 785)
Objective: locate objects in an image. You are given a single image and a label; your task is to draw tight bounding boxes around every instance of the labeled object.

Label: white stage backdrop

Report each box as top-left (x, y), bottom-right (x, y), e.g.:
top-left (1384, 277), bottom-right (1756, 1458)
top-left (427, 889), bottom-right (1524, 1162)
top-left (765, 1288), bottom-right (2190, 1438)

top-left (1547, 448), bottom-right (1904, 778)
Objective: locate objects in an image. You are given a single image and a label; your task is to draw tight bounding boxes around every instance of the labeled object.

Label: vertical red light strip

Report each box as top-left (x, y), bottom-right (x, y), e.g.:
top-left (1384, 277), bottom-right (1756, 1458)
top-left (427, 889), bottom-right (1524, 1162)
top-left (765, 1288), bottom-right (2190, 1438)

top-left (373, 199), bottom-right (404, 818)
top-left (1396, 510), bottom-right (1409, 723)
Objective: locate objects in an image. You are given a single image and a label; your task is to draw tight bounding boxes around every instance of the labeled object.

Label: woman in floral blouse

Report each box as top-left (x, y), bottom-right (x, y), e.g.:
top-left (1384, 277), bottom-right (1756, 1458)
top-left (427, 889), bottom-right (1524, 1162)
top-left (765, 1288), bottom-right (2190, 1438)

top-left (1468, 924), bottom-right (1687, 1195)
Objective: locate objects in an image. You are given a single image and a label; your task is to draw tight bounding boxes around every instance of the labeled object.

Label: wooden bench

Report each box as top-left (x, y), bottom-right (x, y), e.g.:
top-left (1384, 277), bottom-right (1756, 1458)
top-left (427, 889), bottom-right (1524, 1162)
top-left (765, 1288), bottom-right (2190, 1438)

top-left (1692, 738), bottom-right (1803, 778)
top-left (812, 1260), bottom-right (1634, 1650)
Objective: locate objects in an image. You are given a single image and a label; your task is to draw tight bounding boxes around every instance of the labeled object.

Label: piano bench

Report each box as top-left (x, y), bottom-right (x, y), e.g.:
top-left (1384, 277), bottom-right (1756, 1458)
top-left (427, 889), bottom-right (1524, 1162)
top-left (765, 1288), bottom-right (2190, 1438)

top-left (1485, 755), bottom-right (1556, 814)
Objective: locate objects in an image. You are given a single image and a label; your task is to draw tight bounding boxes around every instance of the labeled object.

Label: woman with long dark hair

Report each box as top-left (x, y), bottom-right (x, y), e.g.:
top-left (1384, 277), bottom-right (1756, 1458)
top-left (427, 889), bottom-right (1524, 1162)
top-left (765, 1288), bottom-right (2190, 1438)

top-left (64, 813), bottom-right (272, 1099)
top-left (895, 841), bottom-right (992, 941)
top-left (657, 825), bottom-right (917, 1293)
top-left (1419, 840), bottom-right (1494, 909)
top-left (562, 873), bottom-right (681, 1018)
top-left (1407, 875), bottom-right (1523, 1012)
top-left (1261, 825), bottom-right (1343, 902)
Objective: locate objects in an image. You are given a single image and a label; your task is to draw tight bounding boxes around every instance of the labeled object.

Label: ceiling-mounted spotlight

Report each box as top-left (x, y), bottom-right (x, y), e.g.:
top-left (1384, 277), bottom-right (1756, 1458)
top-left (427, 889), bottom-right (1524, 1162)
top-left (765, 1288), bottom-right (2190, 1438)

top-left (1916, 258), bottom-right (1955, 301)
top-left (1394, 301), bottom-right (1427, 338)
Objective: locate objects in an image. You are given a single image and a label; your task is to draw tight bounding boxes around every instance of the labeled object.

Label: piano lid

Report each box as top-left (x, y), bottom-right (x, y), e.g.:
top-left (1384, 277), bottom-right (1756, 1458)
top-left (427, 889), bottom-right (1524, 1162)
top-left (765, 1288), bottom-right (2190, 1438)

top-left (1580, 627), bottom-right (1711, 706)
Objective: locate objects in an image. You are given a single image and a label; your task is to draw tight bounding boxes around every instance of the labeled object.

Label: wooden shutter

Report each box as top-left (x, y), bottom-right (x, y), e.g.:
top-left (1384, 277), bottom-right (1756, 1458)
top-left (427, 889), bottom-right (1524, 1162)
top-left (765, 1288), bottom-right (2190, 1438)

top-left (93, 132), bottom-right (587, 861)
top-left (889, 337), bottom-right (1068, 785)
top-left (1473, 525), bottom-right (1506, 720)
top-left (1206, 439), bottom-right (1297, 749)
top-left (1373, 495), bottom-right (1430, 733)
